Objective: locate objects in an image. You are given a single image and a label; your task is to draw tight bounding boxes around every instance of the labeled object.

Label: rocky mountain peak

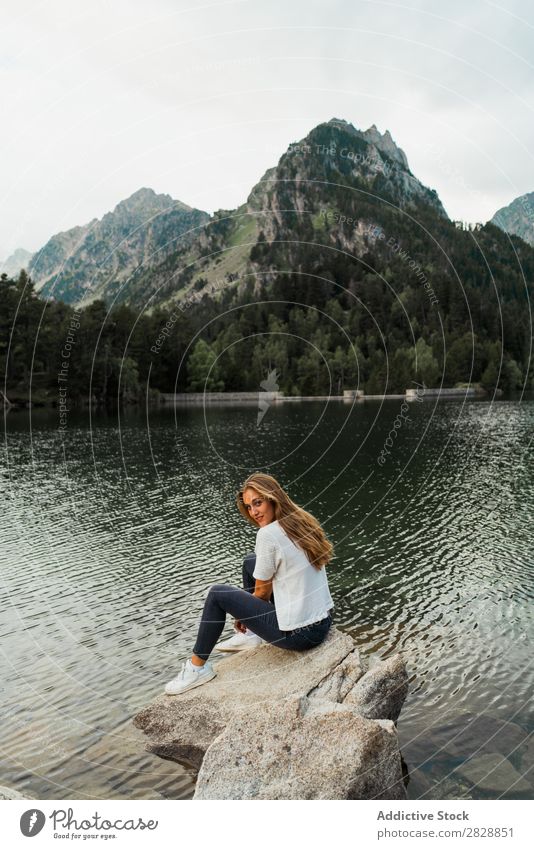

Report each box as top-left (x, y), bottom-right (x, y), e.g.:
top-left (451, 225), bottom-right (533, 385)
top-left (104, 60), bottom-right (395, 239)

top-left (246, 117), bottom-right (446, 223)
top-left (28, 187), bottom-right (209, 304)
top-left (324, 119), bottom-right (409, 169)
top-left (491, 191), bottom-right (534, 247)
top-left (111, 187), bottom-right (188, 220)
top-left (1, 247), bottom-right (32, 277)
top-left (361, 124), bottom-right (409, 169)
top-left (25, 118), bottom-right (449, 308)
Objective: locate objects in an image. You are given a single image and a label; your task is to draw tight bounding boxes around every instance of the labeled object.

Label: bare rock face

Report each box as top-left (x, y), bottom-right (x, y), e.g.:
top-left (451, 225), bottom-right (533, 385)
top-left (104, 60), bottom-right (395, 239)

top-left (344, 654), bottom-right (409, 722)
top-left (195, 697), bottom-right (405, 800)
top-left (133, 628), bottom-right (408, 799)
top-left (0, 785), bottom-right (33, 799)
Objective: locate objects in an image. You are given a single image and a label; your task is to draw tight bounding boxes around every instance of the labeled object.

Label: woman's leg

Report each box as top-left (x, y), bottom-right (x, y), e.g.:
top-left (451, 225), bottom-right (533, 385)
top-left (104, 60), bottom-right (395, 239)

top-left (192, 583), bottom-right (331, 661)
top-left (242, 553), bottom-right (256, 593)
top-left (193, 584), bottom-right (276, 660)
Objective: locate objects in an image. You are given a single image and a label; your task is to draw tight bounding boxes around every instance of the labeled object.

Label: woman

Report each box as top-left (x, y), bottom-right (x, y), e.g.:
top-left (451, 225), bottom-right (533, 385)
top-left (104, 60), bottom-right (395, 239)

top-left (165, 473), bottom-right (335, 695)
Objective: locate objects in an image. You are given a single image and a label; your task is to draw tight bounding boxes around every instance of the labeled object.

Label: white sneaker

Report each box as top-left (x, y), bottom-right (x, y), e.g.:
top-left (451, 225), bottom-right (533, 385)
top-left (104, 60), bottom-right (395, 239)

top-left (216, 629), bottom-right (263, 652)
top-left (164, 660), bottom-right (216, 695)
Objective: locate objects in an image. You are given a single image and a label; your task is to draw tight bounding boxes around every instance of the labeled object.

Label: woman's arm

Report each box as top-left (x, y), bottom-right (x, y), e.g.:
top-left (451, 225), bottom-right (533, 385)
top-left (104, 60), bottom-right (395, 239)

top-left (233, 577), bottom-right (274, 633)
top-left (253, 577), bottom-right (273, 601)
top-left (233, 535), bottom-right (275, 632)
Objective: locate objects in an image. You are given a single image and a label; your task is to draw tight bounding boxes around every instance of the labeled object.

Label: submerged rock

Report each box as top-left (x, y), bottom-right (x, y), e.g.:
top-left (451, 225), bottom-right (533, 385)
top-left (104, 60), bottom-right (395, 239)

top-left (456, 753), bottom-right (532, 795)
top-left (133, 627), bottom-right (408, 799)
top-left (410, 712), bottom-right (530, 765)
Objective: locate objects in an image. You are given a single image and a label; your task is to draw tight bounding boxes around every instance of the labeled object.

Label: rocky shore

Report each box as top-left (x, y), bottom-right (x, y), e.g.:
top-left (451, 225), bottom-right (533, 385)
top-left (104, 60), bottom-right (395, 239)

top-left (133, 628), bottom-right (409, 800)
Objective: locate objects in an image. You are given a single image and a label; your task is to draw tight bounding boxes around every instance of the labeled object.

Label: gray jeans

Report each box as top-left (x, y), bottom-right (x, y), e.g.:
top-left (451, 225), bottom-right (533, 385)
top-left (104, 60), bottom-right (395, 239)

top-left (192, 552), bottom-right (332, 661)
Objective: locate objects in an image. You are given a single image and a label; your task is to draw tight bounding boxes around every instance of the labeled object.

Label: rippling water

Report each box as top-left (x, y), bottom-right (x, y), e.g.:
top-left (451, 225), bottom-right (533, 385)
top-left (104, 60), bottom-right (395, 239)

top-left (1, 398), bottom-right (533, 799)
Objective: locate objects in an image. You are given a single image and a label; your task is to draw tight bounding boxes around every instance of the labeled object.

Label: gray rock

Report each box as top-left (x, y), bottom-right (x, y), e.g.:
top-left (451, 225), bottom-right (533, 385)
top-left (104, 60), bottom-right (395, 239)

top-left (344, 654), bottom-right (409, 722)
top-left (195, 696), bottom-right (405, 800)
top-left (456, 753), bottom-right (532, 795)
top-left (0, 784), bottom-right (33, 799)
top-left (307, 648), bottom-right (367, 702)
top-left (519, 735), bottom-right (534, 773)
top-left (133, 628), bottom-right (356, 767)
top-left (133, 627), bottom-right (409, 799)
top-left (421, 775), bottom-right (476, 800)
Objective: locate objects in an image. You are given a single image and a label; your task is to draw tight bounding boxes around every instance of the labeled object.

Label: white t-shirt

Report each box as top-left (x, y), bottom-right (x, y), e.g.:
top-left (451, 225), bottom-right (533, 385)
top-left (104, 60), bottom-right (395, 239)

top-left (253, 519), bottom-right (334, 631)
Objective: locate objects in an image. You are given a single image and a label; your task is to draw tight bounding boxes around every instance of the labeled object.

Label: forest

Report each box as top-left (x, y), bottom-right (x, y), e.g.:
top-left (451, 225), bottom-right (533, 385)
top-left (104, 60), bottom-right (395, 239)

top-left (1, 217), bottom-right (532, 409)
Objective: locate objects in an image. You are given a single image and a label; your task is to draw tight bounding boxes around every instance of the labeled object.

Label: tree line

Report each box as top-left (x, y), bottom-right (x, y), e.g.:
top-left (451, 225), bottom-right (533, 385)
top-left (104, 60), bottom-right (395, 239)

top-left (1, 236), bottom-right (531, 409)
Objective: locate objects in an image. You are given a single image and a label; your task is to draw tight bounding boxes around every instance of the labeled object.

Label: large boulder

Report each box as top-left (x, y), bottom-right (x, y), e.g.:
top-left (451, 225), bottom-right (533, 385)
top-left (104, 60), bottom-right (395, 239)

top-left (195, 696), bottom-right (405, 799)
top-left (133, 628), bottom-right (357, 768)
top-left (133, 627), bottom-right (408, 799)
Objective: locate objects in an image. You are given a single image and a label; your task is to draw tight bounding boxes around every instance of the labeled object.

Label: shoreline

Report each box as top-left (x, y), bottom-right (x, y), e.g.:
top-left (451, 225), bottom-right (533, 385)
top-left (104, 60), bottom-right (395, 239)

top-left (2, 385), bottom-right (506, 411)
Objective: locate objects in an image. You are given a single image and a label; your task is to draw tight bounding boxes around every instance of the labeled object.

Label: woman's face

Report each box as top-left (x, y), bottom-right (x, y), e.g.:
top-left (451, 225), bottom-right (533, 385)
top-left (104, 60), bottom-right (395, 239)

top-left (242, 487), bottom-right (276, 527)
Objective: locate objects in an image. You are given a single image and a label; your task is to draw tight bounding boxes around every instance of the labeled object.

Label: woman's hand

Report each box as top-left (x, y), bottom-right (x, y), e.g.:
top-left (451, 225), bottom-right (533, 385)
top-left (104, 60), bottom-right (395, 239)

top-left (233, 619), bottom-right (247, 634)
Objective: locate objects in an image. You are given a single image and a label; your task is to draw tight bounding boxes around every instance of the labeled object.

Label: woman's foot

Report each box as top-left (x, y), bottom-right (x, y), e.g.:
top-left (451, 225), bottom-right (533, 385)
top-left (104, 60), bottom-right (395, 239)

top-left (164, 659), bottom-right (216, 695)
top-left (216, 629), bottom-right (263, 652)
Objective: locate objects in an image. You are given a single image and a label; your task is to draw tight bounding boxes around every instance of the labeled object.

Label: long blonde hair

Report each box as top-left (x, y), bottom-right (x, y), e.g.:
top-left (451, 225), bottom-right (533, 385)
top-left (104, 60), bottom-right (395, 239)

top-left (236, 473), bottom-right (333, 570)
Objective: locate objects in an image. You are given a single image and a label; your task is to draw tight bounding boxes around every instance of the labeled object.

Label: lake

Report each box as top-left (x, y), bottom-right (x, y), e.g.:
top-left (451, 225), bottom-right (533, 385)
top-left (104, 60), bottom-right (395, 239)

top-left (1, 397), bottom-right (533, 800)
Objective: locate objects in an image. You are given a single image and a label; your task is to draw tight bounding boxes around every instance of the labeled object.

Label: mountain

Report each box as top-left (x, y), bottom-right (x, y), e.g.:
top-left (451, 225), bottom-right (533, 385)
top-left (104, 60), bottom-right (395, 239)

top-left (128, 118), bottom-right (448, 311)
top-left (4, 118), bottom-right (534, 406)
top-left (25, 120), bottom-right (447, 310)
top-left (149, 118), bottom-right (530, 397)
top-left (491, 192), bottom-right (534, 246)
top-left (1, 248), bottom-right (32, 277)
top-left (28, 188), bottom-right (209, 305)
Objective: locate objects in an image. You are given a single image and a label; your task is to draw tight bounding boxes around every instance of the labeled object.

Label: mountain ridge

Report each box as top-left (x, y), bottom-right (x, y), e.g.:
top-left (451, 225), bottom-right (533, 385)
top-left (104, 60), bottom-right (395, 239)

top-left (3, 118), bottom-right (534, 405)
top-left (28, 187), bottom-right (209, 305)
top-left (491, 191), bottom-right (534, 246)
top-left (135, 117), bottom-right (450, 313)
top-left (1, 247), bottom-right (32, 277)
top-left (19, 118), bottom-right (534, 313)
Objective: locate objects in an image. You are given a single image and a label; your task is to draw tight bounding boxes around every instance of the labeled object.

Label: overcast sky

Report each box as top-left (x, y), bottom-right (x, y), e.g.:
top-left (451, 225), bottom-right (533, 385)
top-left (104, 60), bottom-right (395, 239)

top-left (1, 0), bottom-right (533, 259)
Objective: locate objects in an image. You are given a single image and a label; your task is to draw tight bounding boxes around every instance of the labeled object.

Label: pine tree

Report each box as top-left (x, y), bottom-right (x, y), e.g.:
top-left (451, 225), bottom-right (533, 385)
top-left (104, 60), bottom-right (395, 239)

top-left (187, 339), bottom-right (225, 392)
